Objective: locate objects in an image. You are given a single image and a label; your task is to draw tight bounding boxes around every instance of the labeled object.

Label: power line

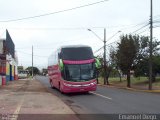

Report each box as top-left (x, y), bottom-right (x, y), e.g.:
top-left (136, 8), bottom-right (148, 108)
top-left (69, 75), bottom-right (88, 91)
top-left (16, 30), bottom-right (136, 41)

top-left (130, 19), bottom-right (159, 35)
top-left (0, 22), bottom-right (150, 30)
top-left (94, 46), bottom-right (103, 53)
top-left (117, 20), bottom-right (149, 32)
top-left (1, 15), bottom-right (159, 31)
top-left (5, 27), bottom-right (104, 30)
top-left (1, 22), bottom-right (149, 31)
top-left (95, 52), bottom-right (103, 58)
top-left (94, 39), bottom-right (121, 54)
top-left (153, 14), bottom-right (160, 18)
top-left (115, 16), bottom-right (159, 33)
top-left (18, 51), bottom-right (48, 58)
top-left (153, 20), bottom-right (160, 23)
top-left (136, 28), bottom-right (149, 35)
top-left (16, 47), bottom-right (54, 50)
top-left (0, 0), bottom-right (109, 22)
top-left (153, 25), bottom-right (160, 28)
top-left (132, 23), bottom-right (149, 34)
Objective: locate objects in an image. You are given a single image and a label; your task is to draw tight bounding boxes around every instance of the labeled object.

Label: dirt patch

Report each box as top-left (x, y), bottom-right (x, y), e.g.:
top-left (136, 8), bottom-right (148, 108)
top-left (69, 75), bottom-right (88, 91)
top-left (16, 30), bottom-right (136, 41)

top-left (0, 79), bottom-right (49, 93)
top-left (25, 80), bottom-right (48, 93)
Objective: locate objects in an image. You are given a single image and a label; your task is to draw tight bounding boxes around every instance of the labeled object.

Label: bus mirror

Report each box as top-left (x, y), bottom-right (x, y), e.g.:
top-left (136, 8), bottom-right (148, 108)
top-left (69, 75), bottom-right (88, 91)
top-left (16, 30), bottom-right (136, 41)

top-left (95, 58), bottom-right (101, 68)
top-left (59, 59), bottom-right (64, 70)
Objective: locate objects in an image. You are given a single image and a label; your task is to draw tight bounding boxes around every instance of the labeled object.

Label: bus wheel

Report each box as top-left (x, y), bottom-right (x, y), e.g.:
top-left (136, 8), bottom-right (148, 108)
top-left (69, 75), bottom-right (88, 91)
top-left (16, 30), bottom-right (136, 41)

top-left (50, 80), bottom-right (55, 89)
top-left (59, 83), bottom-right (64, 94)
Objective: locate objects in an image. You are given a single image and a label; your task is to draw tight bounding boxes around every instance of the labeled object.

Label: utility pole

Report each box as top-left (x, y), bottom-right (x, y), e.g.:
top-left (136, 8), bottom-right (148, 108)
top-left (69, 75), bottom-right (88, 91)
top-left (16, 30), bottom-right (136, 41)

top-left (88, 28), bottom-right (121, 85)
top-left (32, 45), bottom-right (34, 78)
top-left (103, 28), bottom-right (107, 85)
top-left (149, 0), bottom-right (153, 90)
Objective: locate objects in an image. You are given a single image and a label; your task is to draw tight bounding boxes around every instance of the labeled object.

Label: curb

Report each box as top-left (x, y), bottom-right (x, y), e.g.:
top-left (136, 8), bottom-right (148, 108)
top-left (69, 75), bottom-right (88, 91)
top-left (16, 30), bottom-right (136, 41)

top-left (97, 84), bottom-right (160, 93)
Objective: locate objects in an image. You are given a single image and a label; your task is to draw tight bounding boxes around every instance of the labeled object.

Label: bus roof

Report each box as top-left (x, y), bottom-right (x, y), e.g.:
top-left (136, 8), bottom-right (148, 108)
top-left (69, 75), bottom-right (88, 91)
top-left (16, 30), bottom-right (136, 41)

top-left (60, 45), bottom-right (90, 49)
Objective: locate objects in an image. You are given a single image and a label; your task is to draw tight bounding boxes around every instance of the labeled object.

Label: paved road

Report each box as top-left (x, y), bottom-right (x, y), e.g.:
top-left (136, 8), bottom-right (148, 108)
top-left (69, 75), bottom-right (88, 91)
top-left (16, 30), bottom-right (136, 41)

top-left (36, 76), bottom-right (160, 115)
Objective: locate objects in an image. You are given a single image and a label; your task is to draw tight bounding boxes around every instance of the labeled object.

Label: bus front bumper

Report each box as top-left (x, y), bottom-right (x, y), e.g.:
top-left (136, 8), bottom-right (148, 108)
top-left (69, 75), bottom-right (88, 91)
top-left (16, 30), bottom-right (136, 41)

top-left (61, 80), bottom-right (97, 93)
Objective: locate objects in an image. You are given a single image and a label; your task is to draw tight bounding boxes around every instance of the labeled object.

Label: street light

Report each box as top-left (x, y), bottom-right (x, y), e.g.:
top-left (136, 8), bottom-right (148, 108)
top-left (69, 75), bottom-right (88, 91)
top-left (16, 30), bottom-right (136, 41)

top-left (87, 29), bottom-right (103, 42)
top-left (106, 31), bottom-right (121, 43)
top-left (88, 29), bottom-right (121, 44)
top-left (88, 28), bottom-right (121, 85)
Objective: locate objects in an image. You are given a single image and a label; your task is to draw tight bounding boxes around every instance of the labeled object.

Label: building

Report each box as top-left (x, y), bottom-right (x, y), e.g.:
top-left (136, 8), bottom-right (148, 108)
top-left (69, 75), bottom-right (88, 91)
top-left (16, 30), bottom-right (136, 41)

top-left (0, 30), bottom-right (18, 86)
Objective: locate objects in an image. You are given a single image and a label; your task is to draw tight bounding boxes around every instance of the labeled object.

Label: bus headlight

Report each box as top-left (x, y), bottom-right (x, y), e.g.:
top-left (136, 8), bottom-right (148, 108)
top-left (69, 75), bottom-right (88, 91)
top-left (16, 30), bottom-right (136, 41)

top-left (90, 81), bottom-right (97, 85)
top-left (63, 83), bottom-right (72, 87)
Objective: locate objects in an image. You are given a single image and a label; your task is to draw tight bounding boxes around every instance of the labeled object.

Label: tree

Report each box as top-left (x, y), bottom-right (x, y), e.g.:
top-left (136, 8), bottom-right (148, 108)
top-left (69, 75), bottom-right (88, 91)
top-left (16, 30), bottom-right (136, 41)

top-left (134, 37), bottom-right (160, 82)
top-left (96, 56), bottom-right (107, 79)
top-left (152, 55), bottom-right (160, 81)
top-left (105, 64), bottom-right (112, 85)
top-left (109, 47), bottom-right (122, 82)
top-left (109, 34), bottom-right (160, 87)
top-left (116, 34), bottom-right (139, 87)
top-left (26, 66), bottom-right (40, 76)
top-left (133, 36), bottom-right (150, 77)
top-left (135, 55), bottom-right (160, 82)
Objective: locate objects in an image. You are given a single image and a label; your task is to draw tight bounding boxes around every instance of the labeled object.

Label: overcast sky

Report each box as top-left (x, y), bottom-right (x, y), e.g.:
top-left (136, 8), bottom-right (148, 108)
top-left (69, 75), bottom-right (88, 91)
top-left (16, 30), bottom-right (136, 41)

top-left (0, 0), bottom-right (160, 69)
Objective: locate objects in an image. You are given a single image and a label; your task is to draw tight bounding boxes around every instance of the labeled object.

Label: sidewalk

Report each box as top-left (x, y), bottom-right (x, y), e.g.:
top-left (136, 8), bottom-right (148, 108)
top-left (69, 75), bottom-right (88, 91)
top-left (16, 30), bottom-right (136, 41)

top-left (0, 79), bottom-right (79, 120)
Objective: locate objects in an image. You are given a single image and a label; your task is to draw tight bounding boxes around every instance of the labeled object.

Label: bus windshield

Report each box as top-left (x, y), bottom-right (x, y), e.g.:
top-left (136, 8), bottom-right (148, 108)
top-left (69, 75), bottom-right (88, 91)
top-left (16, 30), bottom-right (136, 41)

top-left (64, 63), bottom-right (96, 81)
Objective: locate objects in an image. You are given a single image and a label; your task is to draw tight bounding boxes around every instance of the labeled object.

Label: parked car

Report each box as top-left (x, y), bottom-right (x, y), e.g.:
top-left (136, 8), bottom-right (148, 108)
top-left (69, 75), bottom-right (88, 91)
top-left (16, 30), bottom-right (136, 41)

top-left (18, 70), bottom-right (29, 79)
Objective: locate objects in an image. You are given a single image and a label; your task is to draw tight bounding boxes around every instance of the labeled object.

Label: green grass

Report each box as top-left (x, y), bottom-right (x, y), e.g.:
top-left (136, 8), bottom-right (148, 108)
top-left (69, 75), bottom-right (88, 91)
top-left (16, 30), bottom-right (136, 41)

top-left (153, 77), bottom-right (160, 87)
top-left (98, 76), bottom-right (160, 88)
top-left (131, 77), bottom-right (148, 84)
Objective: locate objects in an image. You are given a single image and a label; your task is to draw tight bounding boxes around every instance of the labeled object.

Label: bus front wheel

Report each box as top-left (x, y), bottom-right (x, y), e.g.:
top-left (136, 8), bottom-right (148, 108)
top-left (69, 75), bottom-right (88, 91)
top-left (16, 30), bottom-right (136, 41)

top-left (59, 83), bottom-right (64, 94)
top-left (50, 80), bottom-right (55, 89)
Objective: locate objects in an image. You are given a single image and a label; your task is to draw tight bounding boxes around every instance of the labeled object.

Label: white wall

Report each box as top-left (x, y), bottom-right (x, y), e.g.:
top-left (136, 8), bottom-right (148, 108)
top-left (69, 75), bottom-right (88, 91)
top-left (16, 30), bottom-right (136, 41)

top-left (0, 40), bottom-right (4, 54)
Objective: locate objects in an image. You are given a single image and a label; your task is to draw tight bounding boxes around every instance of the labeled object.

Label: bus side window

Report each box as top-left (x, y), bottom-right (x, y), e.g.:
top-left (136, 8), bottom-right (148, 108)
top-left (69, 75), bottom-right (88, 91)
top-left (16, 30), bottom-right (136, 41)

top-left (61, 67), bottom-right (66, 79)
top-left (61, 69), bottom-right (64, 79)
top-left (58, 53), bottom-right (62, 59)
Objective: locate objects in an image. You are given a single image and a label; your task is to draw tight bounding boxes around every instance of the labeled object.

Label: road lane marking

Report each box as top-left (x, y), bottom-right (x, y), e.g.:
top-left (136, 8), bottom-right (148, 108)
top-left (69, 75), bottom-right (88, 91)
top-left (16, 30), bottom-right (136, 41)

top-left (90, 92), bottom-right (112, 100)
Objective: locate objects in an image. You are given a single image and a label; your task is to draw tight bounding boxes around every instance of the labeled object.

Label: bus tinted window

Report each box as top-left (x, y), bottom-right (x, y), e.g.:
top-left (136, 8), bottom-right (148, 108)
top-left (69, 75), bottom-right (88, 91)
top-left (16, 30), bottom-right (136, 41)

top-left (61, 47), bottom-right (94, 60)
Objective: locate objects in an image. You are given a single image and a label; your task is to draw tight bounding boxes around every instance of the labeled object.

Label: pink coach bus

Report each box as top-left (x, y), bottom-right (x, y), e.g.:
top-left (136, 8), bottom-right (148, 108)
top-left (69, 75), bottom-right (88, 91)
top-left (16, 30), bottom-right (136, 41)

top-left (48, 45), bottom-right (101, 93)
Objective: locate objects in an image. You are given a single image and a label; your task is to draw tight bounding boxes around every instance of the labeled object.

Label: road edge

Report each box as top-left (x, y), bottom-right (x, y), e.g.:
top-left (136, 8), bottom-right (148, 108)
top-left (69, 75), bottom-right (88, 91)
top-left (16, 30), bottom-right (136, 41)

top-left (97, 84), bottom-right (160, 93)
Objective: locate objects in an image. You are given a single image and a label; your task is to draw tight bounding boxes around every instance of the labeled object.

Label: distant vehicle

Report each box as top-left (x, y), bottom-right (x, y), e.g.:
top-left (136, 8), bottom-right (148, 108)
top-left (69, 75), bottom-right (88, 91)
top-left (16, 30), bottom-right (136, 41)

top-left (42, 68), bottom-right (48, 76)
top-left (18, 70), bottom-right (29, 79)
top-left (48, 45), bottom-right (101, 93)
